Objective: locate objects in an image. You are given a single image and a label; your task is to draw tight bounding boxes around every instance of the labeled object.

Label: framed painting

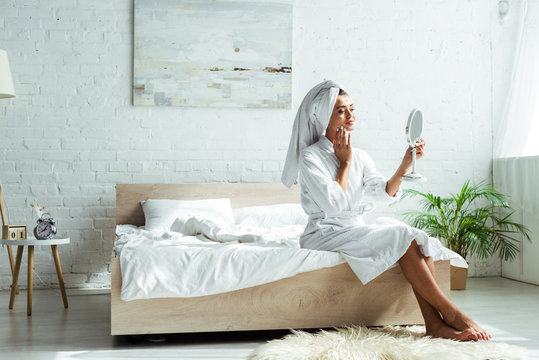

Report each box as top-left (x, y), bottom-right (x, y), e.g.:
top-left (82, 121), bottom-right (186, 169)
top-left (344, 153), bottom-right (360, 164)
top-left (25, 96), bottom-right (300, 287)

top-left (134, 0), bottom-right (292, 109)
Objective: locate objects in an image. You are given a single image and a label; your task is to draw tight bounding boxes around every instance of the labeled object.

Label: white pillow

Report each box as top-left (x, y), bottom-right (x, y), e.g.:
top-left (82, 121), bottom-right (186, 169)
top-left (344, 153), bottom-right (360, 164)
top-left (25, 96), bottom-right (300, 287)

top-left (233, 203), bottom-right (308, 227)
top-left (141, 198), bottom-right (234, 233)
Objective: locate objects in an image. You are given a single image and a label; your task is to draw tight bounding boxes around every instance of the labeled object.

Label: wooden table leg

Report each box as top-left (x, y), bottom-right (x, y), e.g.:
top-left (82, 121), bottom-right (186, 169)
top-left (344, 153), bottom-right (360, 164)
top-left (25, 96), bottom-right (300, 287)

top-left (27, 245), bottom-right (34, 316)
top-left (9, 246), bottom-right (24, 309)
top-left (51, 245), bottom-right (68, 308)
top-left (7, 245), bottom-right (19, 294)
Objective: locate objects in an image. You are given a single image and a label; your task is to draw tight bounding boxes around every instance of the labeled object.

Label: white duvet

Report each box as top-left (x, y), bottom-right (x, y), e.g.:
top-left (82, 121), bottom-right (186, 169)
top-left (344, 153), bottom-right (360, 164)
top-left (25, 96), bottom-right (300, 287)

top-left (115, 222), bottom-right (345, 301)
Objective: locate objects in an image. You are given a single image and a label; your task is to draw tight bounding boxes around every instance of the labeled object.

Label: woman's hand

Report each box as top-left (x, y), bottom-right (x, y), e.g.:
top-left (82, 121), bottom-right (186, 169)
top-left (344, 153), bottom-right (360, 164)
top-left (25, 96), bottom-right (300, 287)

top-left (386, 138), bottom-right (426, 197)
top-left (400, 138), bottom-right (426, 174)
top-left (333, 126), bottom-right (352, 165)
top-left (333, 126), bottom-right (352, 193)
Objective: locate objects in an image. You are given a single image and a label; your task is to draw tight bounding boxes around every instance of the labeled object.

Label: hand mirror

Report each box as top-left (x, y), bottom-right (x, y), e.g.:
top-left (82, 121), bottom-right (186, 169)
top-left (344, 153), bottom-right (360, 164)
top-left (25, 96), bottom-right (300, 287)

top-left (402, 108), bottom-right (427, 182)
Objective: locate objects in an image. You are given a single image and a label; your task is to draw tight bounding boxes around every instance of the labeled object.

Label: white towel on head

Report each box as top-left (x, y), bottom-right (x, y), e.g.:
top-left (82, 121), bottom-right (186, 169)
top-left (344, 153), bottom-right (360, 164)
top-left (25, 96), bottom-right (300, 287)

top-left (281, 80), bottom-right (345, 188)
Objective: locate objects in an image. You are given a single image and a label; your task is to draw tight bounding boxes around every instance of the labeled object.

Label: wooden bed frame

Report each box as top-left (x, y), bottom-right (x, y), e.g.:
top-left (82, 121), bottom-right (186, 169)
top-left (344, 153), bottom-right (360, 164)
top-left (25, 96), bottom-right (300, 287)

top-left (111, 184), bottom-right (450, 335)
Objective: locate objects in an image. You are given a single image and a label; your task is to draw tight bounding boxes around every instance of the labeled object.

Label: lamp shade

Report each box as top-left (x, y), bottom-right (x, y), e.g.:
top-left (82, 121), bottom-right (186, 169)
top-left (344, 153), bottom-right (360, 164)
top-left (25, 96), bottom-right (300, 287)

top-left (0, 49), bottom-right (15, 98)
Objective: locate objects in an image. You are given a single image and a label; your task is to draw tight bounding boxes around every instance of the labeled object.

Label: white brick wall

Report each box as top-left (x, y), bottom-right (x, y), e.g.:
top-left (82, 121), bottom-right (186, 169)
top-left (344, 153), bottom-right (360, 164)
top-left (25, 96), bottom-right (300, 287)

top-left (0, 0), bottom-right (508, 289)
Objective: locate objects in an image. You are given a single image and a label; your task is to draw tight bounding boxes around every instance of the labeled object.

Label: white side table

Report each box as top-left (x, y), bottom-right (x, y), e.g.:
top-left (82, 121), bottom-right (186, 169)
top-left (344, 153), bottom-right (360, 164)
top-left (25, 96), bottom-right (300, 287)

top-left (2, 237), bottom-right (70, 316)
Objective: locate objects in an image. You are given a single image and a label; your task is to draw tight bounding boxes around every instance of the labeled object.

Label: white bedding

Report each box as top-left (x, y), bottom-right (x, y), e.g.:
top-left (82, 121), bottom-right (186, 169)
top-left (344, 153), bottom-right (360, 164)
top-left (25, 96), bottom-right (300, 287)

top-left (115, 223), bottom-right (345, 301)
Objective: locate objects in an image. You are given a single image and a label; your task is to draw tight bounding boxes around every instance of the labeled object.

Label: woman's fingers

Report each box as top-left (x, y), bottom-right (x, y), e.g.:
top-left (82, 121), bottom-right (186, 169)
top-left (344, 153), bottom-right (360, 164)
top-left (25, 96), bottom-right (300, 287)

top-left (415, 138), bottom-right (426, 150)
top-left (337, 126), bottom-right (345, 146)
top-left (335, 126), bottom-right (352, 148)
top-left (416, 145), bottom-right (425, 158)
top-left (333, 126), bottom-right (352, 164)
top-left (411, 138), bottom-right (426, 159)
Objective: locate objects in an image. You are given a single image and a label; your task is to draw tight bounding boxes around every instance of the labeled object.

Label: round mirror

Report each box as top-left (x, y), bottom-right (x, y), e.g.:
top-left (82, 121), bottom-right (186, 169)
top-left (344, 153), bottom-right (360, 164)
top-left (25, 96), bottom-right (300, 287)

top-left (405, 108), bottom-right (423, 145)
top-left (402, 108), bottom-right (427, 182)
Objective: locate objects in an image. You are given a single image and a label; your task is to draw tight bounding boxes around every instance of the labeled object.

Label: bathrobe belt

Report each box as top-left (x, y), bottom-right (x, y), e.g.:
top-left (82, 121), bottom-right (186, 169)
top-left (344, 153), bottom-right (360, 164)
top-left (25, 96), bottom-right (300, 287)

top-left (309, 203), bottom-right (374, 220)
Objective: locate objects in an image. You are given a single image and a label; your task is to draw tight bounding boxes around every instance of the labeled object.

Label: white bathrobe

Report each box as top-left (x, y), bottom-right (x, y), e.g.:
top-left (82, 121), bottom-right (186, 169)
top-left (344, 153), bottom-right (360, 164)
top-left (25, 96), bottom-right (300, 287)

top-left (299, 136), bottom-right (461, 284)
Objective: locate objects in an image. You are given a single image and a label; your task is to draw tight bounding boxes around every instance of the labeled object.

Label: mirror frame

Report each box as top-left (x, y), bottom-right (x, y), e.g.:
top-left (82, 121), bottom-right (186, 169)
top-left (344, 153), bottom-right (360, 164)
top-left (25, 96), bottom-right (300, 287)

top-left (405, 108), bottom-right (423, 146)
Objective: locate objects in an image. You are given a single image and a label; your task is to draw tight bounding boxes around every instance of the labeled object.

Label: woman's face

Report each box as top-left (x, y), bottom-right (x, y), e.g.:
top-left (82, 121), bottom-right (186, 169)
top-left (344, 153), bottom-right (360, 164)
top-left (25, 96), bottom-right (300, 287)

top-left (327, 94), bottom-right (355, 133)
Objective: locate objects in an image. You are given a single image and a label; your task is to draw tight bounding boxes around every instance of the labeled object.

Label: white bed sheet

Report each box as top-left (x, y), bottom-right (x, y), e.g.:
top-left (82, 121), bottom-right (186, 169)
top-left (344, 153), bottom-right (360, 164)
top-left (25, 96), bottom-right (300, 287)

top-left (115, 224), bottom-right (345, 301)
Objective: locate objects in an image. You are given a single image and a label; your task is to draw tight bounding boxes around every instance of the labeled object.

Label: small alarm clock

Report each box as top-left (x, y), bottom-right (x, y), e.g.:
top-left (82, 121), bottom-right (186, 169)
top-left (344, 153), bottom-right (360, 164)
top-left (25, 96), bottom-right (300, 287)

top-left (34, 214), bottom-right (57, 240)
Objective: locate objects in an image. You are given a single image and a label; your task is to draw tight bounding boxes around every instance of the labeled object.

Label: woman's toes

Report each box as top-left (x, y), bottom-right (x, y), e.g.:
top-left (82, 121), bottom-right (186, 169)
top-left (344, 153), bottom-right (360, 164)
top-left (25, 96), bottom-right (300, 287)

top-left (474, 329), bottom-right (483, 340)
top-left (473, 329), bottom-right (491, 341)
top-left (454, 328), bottom-right (481, 342)
top-left (468, 328), bottom-right (480, 341)
top-left (461, 328), bottom-right (478, 342)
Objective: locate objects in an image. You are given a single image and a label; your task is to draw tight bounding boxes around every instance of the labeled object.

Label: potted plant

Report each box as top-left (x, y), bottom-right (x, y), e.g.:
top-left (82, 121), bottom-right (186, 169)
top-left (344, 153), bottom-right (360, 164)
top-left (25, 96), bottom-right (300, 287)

top-left (400, 180), bottom-right (531, 290)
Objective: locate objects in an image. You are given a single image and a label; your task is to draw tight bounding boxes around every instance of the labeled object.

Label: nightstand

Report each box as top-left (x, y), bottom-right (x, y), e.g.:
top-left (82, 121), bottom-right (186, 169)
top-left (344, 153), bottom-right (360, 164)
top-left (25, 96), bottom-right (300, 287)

top-left (2, 237), bottom-right (70, 316)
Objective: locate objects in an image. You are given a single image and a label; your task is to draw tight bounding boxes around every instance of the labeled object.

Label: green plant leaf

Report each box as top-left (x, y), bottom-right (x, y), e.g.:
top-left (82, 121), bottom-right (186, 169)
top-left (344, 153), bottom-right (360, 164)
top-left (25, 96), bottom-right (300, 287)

top-left (400, 179), bottom-right (532, 261)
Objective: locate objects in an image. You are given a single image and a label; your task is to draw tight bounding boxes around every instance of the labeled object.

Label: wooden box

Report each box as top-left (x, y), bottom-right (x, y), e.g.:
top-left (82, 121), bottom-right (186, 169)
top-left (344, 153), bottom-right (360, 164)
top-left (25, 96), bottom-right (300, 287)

top-left (2, 225), bottom-right (27, 240)
top-left (450, 265), bottom-right (468, 290)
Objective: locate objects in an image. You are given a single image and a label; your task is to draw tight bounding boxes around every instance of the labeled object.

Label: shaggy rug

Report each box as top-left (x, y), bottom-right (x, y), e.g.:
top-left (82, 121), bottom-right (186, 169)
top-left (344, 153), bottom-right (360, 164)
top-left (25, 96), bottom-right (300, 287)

top-left (249, 326), bottom-right (527, 360)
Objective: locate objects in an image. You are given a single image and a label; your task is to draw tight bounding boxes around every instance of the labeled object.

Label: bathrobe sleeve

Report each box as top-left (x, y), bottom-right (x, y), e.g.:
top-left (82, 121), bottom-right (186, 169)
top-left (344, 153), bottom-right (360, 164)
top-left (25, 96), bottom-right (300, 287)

top-left (361, 151), bottom-right (402, 203)
top-left (300, 150), bottom-right (350, 213)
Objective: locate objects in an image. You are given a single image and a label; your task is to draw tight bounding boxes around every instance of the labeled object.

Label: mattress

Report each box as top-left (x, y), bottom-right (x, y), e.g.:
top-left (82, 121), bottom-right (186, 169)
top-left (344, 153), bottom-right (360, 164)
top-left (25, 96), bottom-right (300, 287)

top-left (114, 224), bottom-right (345, 301)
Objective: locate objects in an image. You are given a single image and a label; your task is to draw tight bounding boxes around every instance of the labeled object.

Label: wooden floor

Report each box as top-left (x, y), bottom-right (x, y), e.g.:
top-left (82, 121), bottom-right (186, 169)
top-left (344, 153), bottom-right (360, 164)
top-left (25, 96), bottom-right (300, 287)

top-left (1, 277), bottom-right (538, 360)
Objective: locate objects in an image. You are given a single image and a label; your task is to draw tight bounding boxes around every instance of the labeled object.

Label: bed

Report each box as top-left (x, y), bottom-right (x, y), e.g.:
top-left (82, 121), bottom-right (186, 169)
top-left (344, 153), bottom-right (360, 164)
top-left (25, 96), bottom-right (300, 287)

top-left (111, 183), bottom-right (450, 335)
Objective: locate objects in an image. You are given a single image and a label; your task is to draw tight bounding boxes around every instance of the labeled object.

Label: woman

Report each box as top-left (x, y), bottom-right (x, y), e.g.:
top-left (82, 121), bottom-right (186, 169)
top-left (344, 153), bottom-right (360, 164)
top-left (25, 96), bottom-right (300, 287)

top-left (282, 80), bottom-right (491, 342)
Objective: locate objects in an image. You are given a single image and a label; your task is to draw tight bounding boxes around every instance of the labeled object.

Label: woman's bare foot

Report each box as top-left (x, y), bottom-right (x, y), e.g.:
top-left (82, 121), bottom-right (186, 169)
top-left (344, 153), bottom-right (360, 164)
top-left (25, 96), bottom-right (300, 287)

top-left (442, 307), bottom-right (492, 341)
top-left (426, 322), bottom-right (479, 342)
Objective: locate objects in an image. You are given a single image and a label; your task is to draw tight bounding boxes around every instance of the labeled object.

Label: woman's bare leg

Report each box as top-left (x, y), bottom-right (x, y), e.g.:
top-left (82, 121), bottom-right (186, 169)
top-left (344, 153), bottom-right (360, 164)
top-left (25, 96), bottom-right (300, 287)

top-left (413, 288), bottom-right (478, 341)
top-left (424, 256), bottom-right (436, 281)
top-left (398, 240), bottom-right (491, 340)
top-left (413, 256), bottom-right (478, 341)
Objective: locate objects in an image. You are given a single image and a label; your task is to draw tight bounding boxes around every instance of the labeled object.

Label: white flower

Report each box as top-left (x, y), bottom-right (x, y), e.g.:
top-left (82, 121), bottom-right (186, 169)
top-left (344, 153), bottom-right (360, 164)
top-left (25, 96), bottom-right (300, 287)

top-left (30, 202), bottom-right (50, 219)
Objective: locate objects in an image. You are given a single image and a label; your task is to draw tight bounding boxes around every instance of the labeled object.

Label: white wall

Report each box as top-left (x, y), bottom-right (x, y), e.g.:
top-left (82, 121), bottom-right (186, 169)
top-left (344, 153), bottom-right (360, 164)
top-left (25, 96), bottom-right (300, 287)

top-left (491, 0), bottom-right (539, 284)
top-left (0, 0), bottom-right (504, 289)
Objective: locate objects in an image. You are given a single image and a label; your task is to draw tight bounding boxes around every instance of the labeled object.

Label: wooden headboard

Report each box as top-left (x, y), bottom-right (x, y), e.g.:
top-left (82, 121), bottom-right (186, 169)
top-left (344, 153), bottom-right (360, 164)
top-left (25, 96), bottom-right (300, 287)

top-left (115, 184), bottom-right (301, 226)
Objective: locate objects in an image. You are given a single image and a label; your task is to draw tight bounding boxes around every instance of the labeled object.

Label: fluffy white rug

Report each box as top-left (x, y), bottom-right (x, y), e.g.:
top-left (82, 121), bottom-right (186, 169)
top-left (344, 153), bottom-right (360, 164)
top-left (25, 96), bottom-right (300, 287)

top-left (249, 326), bottom-right (527, 360)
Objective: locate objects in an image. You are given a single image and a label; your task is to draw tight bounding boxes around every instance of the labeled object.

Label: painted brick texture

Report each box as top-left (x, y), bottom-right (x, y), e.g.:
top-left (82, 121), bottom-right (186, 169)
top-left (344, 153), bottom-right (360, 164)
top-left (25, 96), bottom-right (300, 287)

top-left (0, 0), bottom-right (504, 289)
